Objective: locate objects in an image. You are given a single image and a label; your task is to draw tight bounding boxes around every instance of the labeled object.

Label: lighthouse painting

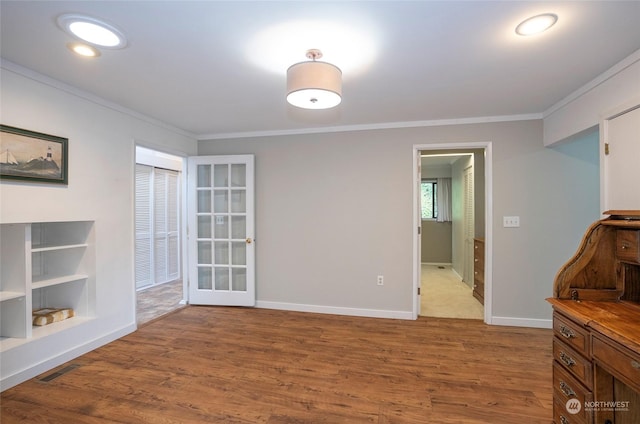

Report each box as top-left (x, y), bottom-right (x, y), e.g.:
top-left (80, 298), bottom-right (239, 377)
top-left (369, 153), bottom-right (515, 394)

top-left (0, 125), bottom-right (68, 184)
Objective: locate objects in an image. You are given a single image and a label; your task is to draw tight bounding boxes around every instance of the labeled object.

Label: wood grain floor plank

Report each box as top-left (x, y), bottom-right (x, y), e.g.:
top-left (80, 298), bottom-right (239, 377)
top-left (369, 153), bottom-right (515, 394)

top-left (1, 306), bottom-right (553, 423)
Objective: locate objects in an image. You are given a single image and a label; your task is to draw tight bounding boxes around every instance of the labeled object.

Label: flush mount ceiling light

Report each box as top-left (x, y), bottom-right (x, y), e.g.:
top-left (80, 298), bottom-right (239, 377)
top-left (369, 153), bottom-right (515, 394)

top-left (287, 49), bottom-right (342, 109)
top-left (515, 13), bottom-right (558, 36)
top-left (57, 14), bottom-right (127, 48)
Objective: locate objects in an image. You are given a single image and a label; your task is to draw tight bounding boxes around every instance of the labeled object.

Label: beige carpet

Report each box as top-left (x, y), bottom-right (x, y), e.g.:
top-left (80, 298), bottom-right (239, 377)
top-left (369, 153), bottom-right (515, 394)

top-left (420, 264), bottom-right (484, 319)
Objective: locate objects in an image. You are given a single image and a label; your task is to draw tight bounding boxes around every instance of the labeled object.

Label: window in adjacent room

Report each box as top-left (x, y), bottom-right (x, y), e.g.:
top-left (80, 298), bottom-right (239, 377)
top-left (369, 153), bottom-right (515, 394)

top-left (421, 180), bottom-right (438, 220)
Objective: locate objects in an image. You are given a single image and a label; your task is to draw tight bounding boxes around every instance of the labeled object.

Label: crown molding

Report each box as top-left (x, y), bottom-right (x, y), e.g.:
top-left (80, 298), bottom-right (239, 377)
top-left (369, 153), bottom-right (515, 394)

top-left (543, 48), bottom-right (640, 119)
top-left (197, 113), bottom-right (542, 141)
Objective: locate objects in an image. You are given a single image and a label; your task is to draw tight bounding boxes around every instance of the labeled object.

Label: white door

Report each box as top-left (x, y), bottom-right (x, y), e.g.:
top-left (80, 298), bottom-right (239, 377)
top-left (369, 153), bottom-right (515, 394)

top-left (188, 155), bottom-right (255, 306)
top-left (463, 166), bottom-right (474, 285)
top-left (602, 106), bottom-right (640, 211)
top-left (415, 153), bottom-right (422, 316)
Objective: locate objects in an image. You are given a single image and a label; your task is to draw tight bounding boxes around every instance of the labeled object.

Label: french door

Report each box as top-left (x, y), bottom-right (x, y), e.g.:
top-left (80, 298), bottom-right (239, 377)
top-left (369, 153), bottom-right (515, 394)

top-left (187, 155), bottom-right (255, 306)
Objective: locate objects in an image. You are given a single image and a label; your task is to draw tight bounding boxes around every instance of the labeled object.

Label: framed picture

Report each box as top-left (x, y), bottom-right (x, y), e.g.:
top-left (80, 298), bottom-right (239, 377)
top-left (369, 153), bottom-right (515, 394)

top-left (0, 125), bottom-right (68, 184)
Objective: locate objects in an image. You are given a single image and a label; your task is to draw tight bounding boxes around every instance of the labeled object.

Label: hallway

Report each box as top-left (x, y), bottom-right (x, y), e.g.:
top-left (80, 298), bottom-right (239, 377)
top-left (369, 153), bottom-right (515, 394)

top-left (420, 264), bottom-right (483, 319)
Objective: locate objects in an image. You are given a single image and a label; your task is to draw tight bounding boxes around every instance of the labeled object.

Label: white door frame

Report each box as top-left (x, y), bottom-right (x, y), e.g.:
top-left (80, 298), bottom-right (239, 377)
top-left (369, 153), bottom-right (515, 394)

top-left (412, 142), bottom-right (493, 323)
top-left (134, 143), bottom-right (188, 306)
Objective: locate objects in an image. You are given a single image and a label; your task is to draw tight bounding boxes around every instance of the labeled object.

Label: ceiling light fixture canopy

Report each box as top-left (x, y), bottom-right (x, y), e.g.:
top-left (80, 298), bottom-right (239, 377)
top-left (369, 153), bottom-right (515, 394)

top-left (515, 13), bottom-right (558, 36)
top-left (287, 49), bottom-right (342, 109)
top-left (57, 14), bottom-right (127, 48)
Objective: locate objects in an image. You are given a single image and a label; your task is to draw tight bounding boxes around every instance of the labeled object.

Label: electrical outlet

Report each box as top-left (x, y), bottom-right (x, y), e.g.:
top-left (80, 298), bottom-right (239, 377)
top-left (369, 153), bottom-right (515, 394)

top-left (377, 275), bottom-right (384, 286)
top-left (503, 216), bottom-right (520, 228)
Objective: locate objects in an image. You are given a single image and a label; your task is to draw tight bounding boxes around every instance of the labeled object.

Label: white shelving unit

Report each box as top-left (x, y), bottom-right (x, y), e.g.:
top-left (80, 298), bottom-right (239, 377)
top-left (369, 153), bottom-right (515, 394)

top-left (0, 221), bottom-right (95, 351)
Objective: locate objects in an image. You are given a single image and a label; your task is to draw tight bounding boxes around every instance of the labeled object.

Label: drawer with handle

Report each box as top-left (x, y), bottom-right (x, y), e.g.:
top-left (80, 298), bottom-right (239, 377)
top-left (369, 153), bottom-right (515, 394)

top-left (553, 338), bottom-right (593, 389)
top-left (553, 312), bottom-right (590, 357)
top-left (553, 364), bottom-right (593, 424)
top-left (553, 396), bottom-right (584, 424)
top-left (616, 229), bottom-right (640, 264)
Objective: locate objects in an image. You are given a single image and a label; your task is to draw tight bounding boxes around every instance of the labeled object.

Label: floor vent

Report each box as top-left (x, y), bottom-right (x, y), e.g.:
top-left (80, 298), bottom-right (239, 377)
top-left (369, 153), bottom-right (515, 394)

top-left (39, 364), bottom-right (80, 382)
top-left (438, 266), bottom-right (445, 269)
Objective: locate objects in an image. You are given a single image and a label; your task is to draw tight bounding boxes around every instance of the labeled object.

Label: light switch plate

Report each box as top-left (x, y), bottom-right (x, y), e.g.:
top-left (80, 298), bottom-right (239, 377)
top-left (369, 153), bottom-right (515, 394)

top-left (503, 216), bottom-right (520, 228)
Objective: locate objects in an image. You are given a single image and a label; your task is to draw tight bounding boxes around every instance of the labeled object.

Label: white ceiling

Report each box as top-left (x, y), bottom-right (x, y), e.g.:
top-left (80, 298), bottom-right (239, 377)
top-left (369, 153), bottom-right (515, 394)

top-left (1, 1), bottom-right (639, 139)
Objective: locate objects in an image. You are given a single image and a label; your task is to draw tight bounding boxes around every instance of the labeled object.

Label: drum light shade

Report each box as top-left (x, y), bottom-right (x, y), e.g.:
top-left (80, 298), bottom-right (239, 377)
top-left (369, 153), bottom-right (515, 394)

top-left (287, 50), bottom-right (342, 109)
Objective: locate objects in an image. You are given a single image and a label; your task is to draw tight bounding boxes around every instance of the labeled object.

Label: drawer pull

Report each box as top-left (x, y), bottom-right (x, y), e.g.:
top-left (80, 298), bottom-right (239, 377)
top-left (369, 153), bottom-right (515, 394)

top-left (560, 416), bottom-right (569, 424)
top-left (632, 360), bottom-right (640, 370)
top-left (559, 351), bottom-right (576, 367)
top-left (559, 380), bottom-right (576, 397)
top-left (559, 325), bottom-right (576, 339)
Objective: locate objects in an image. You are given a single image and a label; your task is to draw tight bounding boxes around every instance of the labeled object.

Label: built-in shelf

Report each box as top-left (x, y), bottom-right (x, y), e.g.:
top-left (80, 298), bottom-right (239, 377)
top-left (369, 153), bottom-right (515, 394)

top-left (0, 291), bottom-right (25, 302)
top-left (31, 243), bottom-right (89, 253)
top-left (32, 274), bottom-right (89, 290)
top-left (0, 316), bottom-right (95, 352)
top-left (31, 316), bottom-right (94, 339)
top-left (0, 221), bottom-right (95, 352)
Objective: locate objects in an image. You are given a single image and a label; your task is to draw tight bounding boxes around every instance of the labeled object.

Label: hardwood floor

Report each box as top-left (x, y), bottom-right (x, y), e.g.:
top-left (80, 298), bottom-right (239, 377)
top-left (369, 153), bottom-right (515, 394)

top-left (136, 279), bottom-right (185, 325)
top-left (1, 307), bottom-right (553, 423)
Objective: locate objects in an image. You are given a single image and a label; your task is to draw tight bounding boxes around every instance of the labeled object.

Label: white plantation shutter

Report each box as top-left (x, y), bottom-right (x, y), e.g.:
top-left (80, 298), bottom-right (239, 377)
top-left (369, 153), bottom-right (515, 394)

top-left (135, 164), bottom-right (153, 289)
top-left (154, 170), bottom-right (168, 284)
top-left (135, 164), bottom-right (181, 288)
top-left (166, 171), bottom-right (180, 280)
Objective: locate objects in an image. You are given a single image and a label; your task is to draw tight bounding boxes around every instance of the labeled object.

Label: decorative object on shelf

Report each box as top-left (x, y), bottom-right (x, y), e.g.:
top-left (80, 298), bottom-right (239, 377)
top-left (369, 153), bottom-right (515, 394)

top-left (0, 125), bottom-right (68, 185)
top-left (286, 49), bottom-right (342, 110)
top-left (32, 308), bottom-right (74, 326)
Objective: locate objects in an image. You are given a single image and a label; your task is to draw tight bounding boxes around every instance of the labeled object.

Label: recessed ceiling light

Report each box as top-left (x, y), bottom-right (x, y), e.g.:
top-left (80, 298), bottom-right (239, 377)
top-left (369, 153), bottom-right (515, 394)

top-left (515, 13), bottom-right (558, 36)
top-left (57, 14), bottom-right (127, 49)
top-left (67, 43), bottom-right (101, 58)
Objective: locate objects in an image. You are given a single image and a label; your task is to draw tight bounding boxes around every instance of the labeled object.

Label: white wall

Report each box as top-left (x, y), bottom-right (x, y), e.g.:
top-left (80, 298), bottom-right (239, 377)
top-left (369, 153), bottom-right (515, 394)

top-left (0, 66), bottom-right (197, 388)
top-left (198, 120), bottom-right (600, 325)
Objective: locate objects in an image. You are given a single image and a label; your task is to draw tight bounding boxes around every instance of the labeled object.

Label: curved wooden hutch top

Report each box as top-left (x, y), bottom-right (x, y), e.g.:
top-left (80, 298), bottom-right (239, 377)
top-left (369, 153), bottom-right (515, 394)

top-left (553, 210), bottom-right (640, 302)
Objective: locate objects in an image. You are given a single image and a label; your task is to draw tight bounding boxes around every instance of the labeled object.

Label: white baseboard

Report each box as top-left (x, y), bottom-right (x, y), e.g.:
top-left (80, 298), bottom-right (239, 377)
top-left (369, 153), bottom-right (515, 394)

top-left (256, 301), bottom-right (551, 328)
top-left (256, 300), bottom-right (413, 320)
top-left (422, 262), bottom-right (453, 266)
top-left (489, 316), bottom-right (552, 329)
top-left (0, 323), bottom-right (136, 392)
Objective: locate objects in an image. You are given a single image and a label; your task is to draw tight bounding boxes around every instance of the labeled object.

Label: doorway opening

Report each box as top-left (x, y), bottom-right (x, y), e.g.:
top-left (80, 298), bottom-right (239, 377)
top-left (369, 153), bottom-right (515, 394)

top-left (412, 143), bottom-right (492, 322)
top-left (135, 146), bottom-right (186, 325)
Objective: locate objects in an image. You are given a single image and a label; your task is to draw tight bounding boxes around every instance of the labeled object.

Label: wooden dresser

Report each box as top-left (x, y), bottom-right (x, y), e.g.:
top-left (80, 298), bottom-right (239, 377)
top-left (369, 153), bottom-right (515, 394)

top-left (473, 238), bottom-right (484, 305)
top-left (548, 211), bottom-right (640, 424)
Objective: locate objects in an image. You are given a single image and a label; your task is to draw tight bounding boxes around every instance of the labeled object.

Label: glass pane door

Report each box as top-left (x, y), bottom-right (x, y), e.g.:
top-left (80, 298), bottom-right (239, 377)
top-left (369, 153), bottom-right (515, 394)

top-left (188, 156), bottom-right (254, 306)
